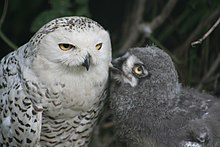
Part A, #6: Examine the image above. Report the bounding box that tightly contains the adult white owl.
[0,16,112,146]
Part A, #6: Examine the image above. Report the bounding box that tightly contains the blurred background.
[0,0,220,146]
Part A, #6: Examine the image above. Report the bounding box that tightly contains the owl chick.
[0,16,112,146]
[110,47,220,147]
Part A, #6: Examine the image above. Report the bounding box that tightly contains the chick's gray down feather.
[110,46,220,147]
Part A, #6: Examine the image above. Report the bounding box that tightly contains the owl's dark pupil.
[63,44,70,48]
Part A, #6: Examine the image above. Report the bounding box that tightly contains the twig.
[191,16,220,46]
[197,53,220,89]
[213,73,220,91]
[0,30,17,50]
[118,0,147,54]
[118,0,177,55]
[0,0,17,50]
[141,0,178,36]
[0,0,8,28]
[175,5,220,57]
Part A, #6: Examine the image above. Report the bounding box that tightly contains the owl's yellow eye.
[59,43,75,51]
[132,64,144,75]
[96,43,102,50]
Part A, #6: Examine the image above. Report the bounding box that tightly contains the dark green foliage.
[0,0,90,58]
[30,0,90,32]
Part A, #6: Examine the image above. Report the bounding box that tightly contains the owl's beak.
[82,54,91,71]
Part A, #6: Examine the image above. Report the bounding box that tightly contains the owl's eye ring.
[132,64,144,77]
[96,43,102,50]
[59,43,76,51]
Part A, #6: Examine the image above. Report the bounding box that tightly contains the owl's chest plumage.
[39,73,107,146]
[28,56,109,146]
[30,54,108,113]
[39,81,107,146]
[41,69,107,118]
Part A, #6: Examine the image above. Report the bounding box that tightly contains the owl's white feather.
[0,16,111,146]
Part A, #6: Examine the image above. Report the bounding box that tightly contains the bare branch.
[0,0,8,28]
[0,0,17,50]
[118,0,147,54]
[175,5,220,57]
[197,53,220,89]
[0,30,17,50]
[118,0,178,55]
[191,16,220,46]
[141,0,178,36]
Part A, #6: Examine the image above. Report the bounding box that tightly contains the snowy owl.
[0,16,112,146]
[110,47,220,147]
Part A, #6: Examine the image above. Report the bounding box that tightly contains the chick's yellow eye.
[96,43,102,50]
[133,64,143,75]
[59,43,75,51]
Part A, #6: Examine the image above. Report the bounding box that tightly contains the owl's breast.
[41,66,108,119]
[62,80,106,109]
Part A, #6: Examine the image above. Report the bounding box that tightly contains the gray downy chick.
[109,46,220,147]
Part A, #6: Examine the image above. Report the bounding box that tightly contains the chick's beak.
[82,54,91,71]
[110,58,124,74]
[111,57,126,71]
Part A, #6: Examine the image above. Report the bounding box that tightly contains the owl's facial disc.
[111,54,149,87]
[82,53,91,71]
[58,42,91,70]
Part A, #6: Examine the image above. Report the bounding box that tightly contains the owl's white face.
[37,27,111,71]
[28,17,112,113]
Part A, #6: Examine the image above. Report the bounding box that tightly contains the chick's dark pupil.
[137,67,142,71]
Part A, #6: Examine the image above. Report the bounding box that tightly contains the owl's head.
[29,16,111,71]
[111,46,178,87]
[110,46,180,110]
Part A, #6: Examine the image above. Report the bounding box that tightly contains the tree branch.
[117,0,177,55]
[118,0,147,54]
[191,16,220,46]
[175,5,220,57]
[141,0,178,36]
[0,0,8,28]
[0,30,17,50]
[0,0,17,50]
[197,53,220,89]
